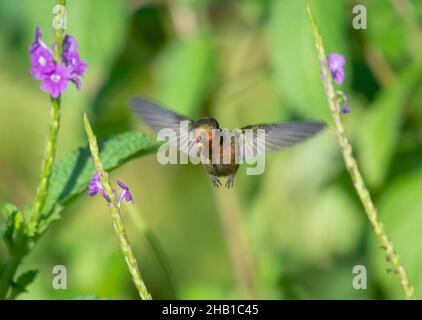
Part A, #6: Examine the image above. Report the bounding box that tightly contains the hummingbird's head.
[195,117,220,130]
[194,117,220,143]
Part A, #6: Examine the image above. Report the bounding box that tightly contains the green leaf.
[370,171,422,299]
[366,1,407,66]
[39,132,160,227]
[358,61,422,189]
[266,0,347,120]
[8,269,38,299]
[154,32,216,117]
[0,203,24,250]
[0,203,20,219]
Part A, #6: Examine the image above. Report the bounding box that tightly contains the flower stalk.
[28,0,67,233]
[28,0,66,235]
[306,5,415,300]
[28,97,61,234]
[0,0,88,299]
[83,113,152,300]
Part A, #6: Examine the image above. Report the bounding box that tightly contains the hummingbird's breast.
[203,137,239,177]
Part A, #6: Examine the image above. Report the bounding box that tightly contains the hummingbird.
[131,97,326,188]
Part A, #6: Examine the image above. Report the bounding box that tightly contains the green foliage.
[267,0,346,121]
[0,203,25,252]
[155,33,216,117]
[366,1,407,66]
[0,132,159,298]
[358,62,422,189]
[8,269,39,299]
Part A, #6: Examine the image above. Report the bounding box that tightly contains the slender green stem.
[83,113,152,300]
[306,5,415,300]
[29,0,66,233]
[28,97,61,234]
[0,248,24,299]
[1,0,68,299]
[54,0,67,60]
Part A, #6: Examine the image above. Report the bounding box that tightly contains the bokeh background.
[1,0,422,299]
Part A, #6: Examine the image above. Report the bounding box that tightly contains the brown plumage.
[131,97,326,188]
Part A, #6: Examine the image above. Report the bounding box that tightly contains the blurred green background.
[1,0,422,299]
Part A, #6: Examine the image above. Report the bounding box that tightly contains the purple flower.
[29,27,50,53]
[30,48,55,80]
[116,180,134,207]
[327,53,345,85]
[29,28,55,80]
[63,34,78,53]
[88,172,103,196]
[88,173,110,202]
[63,35,87,90]
[342,104,350,114]
[29,27,87,96]
[88,173,133,207]
[40,64,70,98]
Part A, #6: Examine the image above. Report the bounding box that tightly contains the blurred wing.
[131,97,195,154]
[241,121,326,160]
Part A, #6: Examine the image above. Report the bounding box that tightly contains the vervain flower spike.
[84,113,151,300]
[28,19,86,235]
[307,5,415,300]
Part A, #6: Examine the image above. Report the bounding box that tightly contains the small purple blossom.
[88,172,110,202]
[88,173,134,207]
[88,172,103,196]
[63,34,78,53]
[29,27,87,96]
[342,104,350,114]
[327,53,345,85]
[62,35,87,90]
[40,64,70,98]
[29,27,50,53]
[29,28,55,80]
[116,180,134,207]
[336,92,350,114]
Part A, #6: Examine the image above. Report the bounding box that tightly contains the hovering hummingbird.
[131,97,326,188]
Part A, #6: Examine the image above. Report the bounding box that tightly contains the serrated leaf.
[358,61,422,189]
[370,171,422,299]
[40,132,160,222]
[266,0,347,120]
[154,32,216,117]
[8,269,39,299]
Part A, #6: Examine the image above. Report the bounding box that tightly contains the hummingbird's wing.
[131,97,195,154]
[240,121,326,160]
